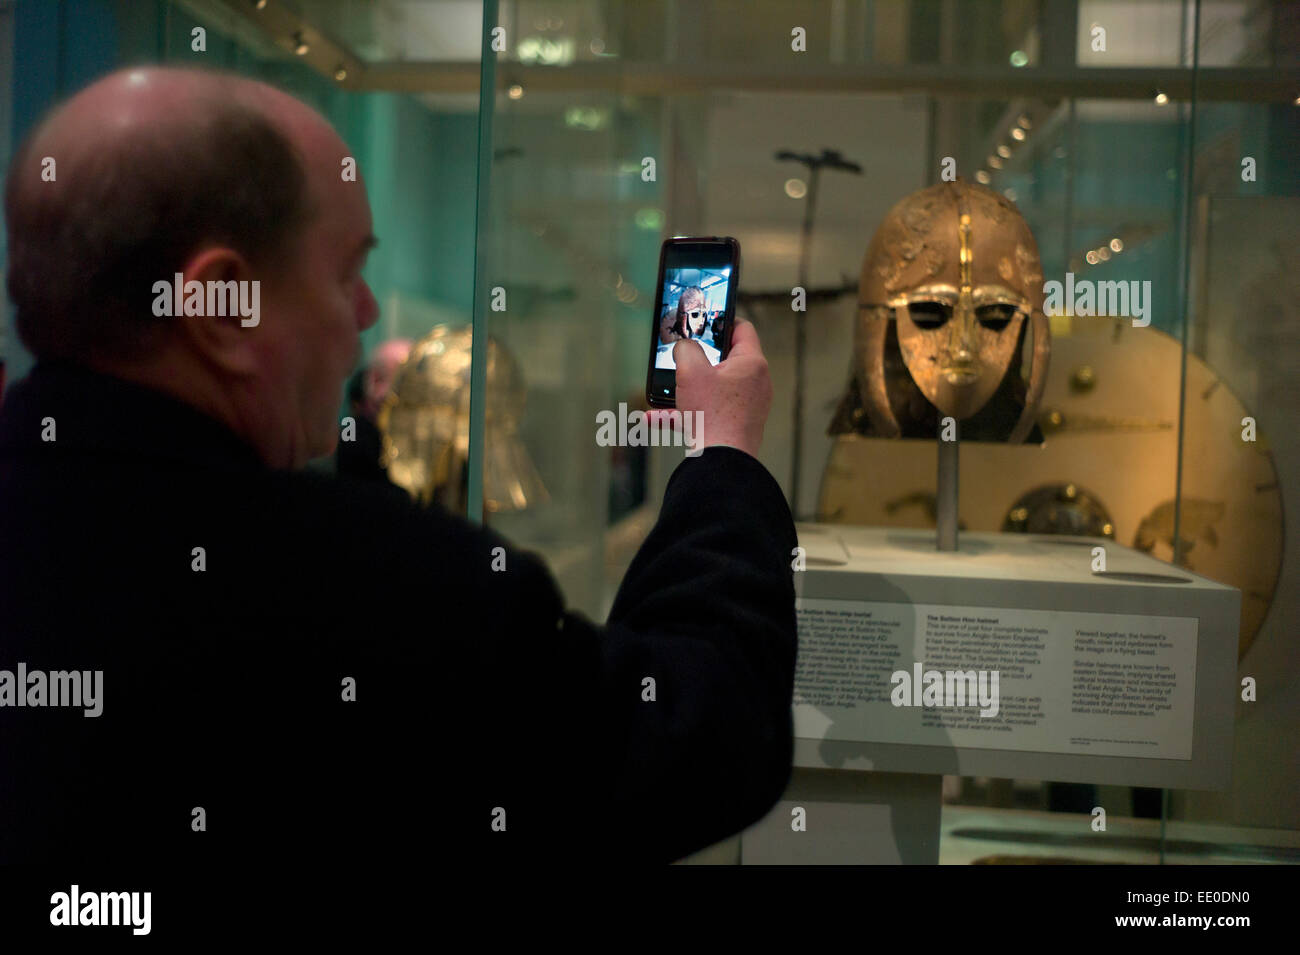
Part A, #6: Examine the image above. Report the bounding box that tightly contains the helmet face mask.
[891,282,1030,419]
[674,287,709,338]
[855,181,1050,441]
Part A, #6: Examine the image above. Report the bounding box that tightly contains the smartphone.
[645,236,741,408]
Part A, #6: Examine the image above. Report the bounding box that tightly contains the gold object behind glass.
[377,325,548,514]
[834,180,1050,443]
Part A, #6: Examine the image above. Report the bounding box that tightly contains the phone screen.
[646,237,739,406]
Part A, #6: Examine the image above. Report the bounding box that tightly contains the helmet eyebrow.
[972,285,1032,311]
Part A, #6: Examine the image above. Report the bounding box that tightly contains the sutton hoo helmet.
[855,180,1050,442]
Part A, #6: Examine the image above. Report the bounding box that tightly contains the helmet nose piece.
[948,314,978,361]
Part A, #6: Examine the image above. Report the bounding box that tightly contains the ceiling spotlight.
[293,32,309,56]
[1009,50,1028,68]
[1097,247,1111,261]
[784,178,808,199]
[334,66,348,82]
[1011,127,1026,141]
[1003,188,1017,202]
[988,156,1004,169]
[254,0,267,9]
[1017,114,1033,129]
[1085,250,1099,265]
[508,84,524,99]
[1154,90,1169,105]
[975,170,991,185]
[1110,238,1123,252]
[997,144,1012,158]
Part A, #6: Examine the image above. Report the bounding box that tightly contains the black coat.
[0,361,798,864]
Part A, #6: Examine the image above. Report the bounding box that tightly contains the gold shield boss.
[858,180,1049,441]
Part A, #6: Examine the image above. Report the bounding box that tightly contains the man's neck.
[88,350,281,468]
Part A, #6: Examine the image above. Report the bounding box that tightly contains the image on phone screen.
[647,238,739,406]
[653,265,731,370]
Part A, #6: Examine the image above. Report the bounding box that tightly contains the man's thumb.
[672,338,709,377]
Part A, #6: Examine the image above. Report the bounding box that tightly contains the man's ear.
[170,247,264,376]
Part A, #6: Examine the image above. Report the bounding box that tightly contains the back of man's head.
[3,67,382,469]
[4,68,313,364]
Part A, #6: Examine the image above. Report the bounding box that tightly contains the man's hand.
[667,319,772,459]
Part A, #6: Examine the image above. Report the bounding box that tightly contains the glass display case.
[462,0,1299,862]
[3,0,1296,864]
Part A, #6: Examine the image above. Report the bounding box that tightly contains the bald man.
[0,68,797,864]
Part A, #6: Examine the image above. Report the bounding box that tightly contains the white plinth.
[790,524,1238,790]
[740,524,1240,864]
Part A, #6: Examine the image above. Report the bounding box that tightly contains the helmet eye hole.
[907,301,951,329]
[976,303,1018,331]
